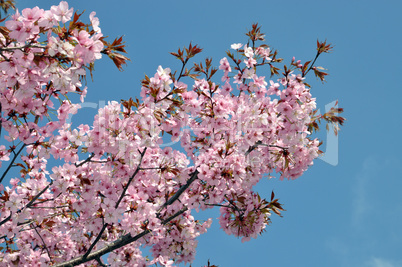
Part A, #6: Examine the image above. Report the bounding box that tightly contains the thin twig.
[205,203,231,209]
[75,153,95,167]
[157,170,199,213]
[0,181,52,227]
[303,51,320,77]
[32,223,52,261]
[245,141,288,156]
[176,58,189,83]
[0,143,26,184]
[27,205,69,209]
[83,223,107,259]
[115,147,147,209]
[0,103,2,137]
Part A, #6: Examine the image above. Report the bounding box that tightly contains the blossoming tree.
[0,1,345,266]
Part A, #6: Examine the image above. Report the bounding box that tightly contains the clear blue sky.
[14,0,402,266]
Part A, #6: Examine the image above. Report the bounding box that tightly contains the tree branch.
[245,141,288,156]
[157,169,199,213]
[75,153,95,167]
[82,222,107,260]
[0,103,2,137]
[115,147,147,209]
[0,181,52,227]
[82,147,147,259]
[0,143,26,184]
[32,223,52,262]
[54,207,188,267]
[0,44,46,52]
[303,51,320,77]
[95,257,108,267]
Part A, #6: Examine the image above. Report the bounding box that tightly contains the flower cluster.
[0,3,344,266]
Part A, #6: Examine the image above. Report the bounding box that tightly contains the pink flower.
[244,45,254,58]
[219,57,231,72]
[6,19,29,42]
[90,12,101,33]
[252,75,267,89]
[231,43,243,50]
[0,8,333,265]
[21,7,44,22]
[268,80,281,96]
[242,68,255,80]
[221,82,232,94]
[51,1,73,24]
[157,65,171,79]
[38,10,57,28]
[80,86,87,102]
[0,145,10,167]
[74,30,92,46]
[244,57,257,68]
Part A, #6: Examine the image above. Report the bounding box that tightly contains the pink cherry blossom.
[90,11,101,33]
[51,1,73,24]
[0,4,343,266]
[231,43,243,50]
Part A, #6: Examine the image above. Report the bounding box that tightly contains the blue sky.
[13,0,402,266]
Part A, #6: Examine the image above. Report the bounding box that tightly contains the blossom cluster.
[0,3,342,266]
[0,1,104,168]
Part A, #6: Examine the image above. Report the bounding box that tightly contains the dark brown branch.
[0,103,2,137]
[32,223,52,261]
[205,203,231,209]
[0,143,26,184]
[54,207,188,267]
[245,141,288,156]
[115,147,147,209]
[25,182,53,209]
[0,44,46,52]
[303,50,321,78]
[75,153,95,167]
[162,207,188,223]
[83,223,107,259]
[0,181,52,227]
[83,148,147,259]
[177,58,189,82]
[157,169,199,213]
[95,257,107,267]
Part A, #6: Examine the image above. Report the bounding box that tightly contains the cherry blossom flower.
[51,1,73,23]
[0,5,340,265]
[90,11,101,33]
[231,43,243,50]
